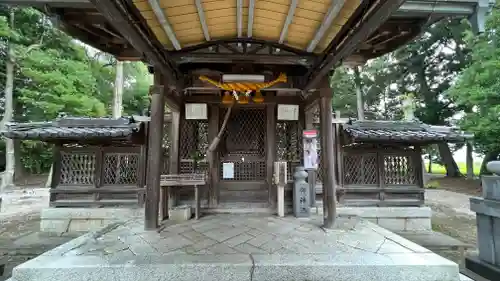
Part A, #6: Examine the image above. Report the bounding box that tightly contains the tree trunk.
[112,60,124,119]
[437,142,461,177]
[480,151,499,175]
[1,11,16,191]
[428,155,432,173]
[353,66,364,120]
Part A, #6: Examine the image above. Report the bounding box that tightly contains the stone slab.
[11,215,461,281]
[470,197,500,218]
[337,206,431,218]
[39,208,144,234]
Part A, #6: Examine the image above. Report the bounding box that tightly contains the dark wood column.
[208,104,220,206]
[266,103,277,208]
[318,77,337,228]
[144,76,165,230]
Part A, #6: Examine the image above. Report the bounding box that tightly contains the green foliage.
[0,7,151,173]
[449,2,500,155]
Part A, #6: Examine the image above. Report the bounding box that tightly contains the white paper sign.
[277,104,299,120]
[185,103,207,120]
[222,163,235,179]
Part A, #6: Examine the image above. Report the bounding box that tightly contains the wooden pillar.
[466,141,474,179]
[144,76,165,231]
[318,77,337,228]
[208,105,220,206]
[267,104,277,208]
[168,111,180,207]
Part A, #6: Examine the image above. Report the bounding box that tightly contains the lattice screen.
[103,153,140,185]
[60,151,96,185]
[384,155,417,185]
[220,108,266,181]
[219,161,266,181]
[221,108,265,158]
[162,121,171,174]
[343,154,378,185]
[276,120,303,181]
[179,119,208,174]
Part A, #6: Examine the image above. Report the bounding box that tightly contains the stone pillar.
[466,160,500,280]
[293,166,310,218]
[274,161,287,217]
[318,77,337,228]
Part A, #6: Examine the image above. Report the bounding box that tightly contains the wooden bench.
[160,174,207,220]
[396,230,474,266]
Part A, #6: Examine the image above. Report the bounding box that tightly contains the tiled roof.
[1,117,142,141]
[342,120,471,143]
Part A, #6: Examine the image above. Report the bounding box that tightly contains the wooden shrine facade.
[1,0,490,230]
[2,117,148,208]
[332,120,471,207]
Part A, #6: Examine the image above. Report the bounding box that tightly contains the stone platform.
[11,215,460,281]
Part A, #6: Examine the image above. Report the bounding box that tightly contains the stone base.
[39,208,143,234]
[465,254,500,281]
[169,205,192,222]
[312,206,432,232]
[12,215,460,281]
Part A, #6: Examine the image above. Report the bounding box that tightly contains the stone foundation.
[40,206,431,234]
[314,206,432,232]
[39,208,144,234]
[12,215,460,281]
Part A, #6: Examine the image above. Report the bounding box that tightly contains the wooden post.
[318,77,337,228]
[208,105,220,206]
[168,111,180,208]
[266,104,277,208]
[144,76,165,231]
[466,141,474,179]
[49,144,62,203]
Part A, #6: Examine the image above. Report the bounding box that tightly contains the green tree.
[449,2,500,174]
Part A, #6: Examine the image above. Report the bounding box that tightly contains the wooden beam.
[304,0,405,91]
[266,104,277,208]
[318,77,336,229]
[183,94,303,105]
[144,75,165,230]
[150,85,181,112]
[207,105,219,206]
[90,0,181,90]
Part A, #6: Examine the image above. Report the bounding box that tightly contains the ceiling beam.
[89,0,182,107]
[247,0,255,38]
[304,0,405,92]
[279,0,298,44]
[306,0,345,52]
[195,0,210,41]
[147,0,181,50]
[237,0,243,38]
[171,53,316,67]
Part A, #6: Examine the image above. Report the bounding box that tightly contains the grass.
[424,161,481,176]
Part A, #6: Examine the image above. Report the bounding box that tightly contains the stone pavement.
[0,188,49,219]
[12,214,461,281]
[0,188,76,281]
[426,189,475,217]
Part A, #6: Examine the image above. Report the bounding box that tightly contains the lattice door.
[219,108,266,181]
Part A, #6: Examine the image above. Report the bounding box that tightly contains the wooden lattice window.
[384,155,417,185]
[276,120,303,181]
[343,154,378,185]
[59,151,96,185]
[103,153,140,185]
